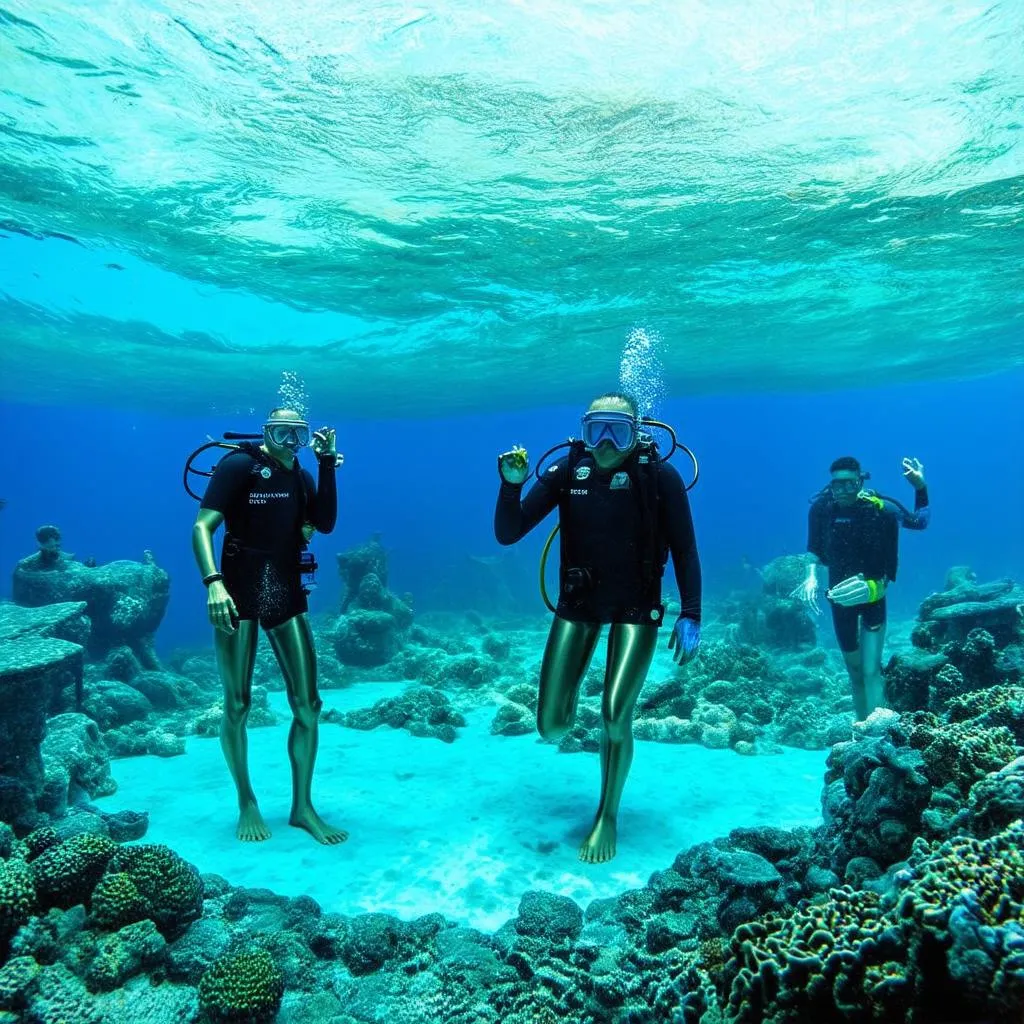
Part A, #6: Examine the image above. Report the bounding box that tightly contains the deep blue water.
[3,371,1020,654]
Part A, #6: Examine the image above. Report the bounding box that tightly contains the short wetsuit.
[201,447,337,629]
[494,446,701,626]
[807,488,929,652]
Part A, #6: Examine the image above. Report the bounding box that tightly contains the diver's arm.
[661,464,702,622]
[896,456,930,529]
[192,509,224,579]
[307,456,338,534]
[193,508,238,631]
[901,485,931,530]
[494,466,562,545]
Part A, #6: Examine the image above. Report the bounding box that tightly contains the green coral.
[88,871,150,931]
[946,684,1024,741]
[22,828,59,862]
[897,823,1024,1015]
[720,886,909,1023]
[0,856,36,954]
[715,821,1024,1023]
[102,839,202,937]
[906,712,1017,795]
[29,834,117,911]
[0,955,40,1010]
[84,920,166,993]
[898,828,1024,931]
[89,839,202,937]
[198,949,285,1023]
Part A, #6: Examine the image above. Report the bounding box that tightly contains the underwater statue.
[793,454,931,720]
[494,391,702,864]
[189,407,345,845]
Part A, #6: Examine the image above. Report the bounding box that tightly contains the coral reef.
[914,567,1024,649]
[199,948,285,1022]
[716,820,1024,1023]
[328,686,467,742]
[1,558,1022,1023]
[821,710,932,879]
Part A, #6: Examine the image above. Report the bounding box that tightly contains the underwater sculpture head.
[35,524,62,565]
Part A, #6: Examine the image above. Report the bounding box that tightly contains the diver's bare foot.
[579,817,617,864]
[290,808,348,846]
[237,803,271,842]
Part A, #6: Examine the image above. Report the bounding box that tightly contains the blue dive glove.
[669,616,701,665]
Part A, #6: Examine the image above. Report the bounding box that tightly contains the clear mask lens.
[831,477,861,494]
[266,422,310,448]
[581,413,636,452]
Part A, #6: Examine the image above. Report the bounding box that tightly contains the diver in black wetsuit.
[191,407,346,846]
[793,455,930,721]
[494,392,702,864]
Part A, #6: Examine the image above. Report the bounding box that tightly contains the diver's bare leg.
[860,623,887,719]
[214,620,270,841]
[537,615,601,740]
[580,623,658,864]
[267,614,348,846]
[842,648,867,721]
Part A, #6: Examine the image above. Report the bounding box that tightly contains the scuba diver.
[190,407,345,845]
[494,392,701,864]
[793,455,930,721]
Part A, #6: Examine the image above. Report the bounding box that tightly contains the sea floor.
[97,685,828,933]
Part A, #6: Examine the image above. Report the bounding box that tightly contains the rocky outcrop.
[0,604,90,833]
[12,529,169,666]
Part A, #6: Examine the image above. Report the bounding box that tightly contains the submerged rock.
[330,686,466,742]
[0,608,90,831]
[12,528,169,667]
[39,714,116,817]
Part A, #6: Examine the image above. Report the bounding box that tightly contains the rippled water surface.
[0,0,1021,413]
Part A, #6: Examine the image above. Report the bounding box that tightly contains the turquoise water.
[2,4,1024,1022]
[1,0,1022,414]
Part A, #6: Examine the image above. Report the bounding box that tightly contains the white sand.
[96,686,828,932]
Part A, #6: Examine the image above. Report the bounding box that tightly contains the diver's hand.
[668,616,701,665]
[498,446,529,485]
[902,456,925,490]
[827,574,874,608]
[790,569,822,615]
[207,580,239,634]
[312,427,344,468]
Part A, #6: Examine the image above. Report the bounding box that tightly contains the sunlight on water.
[0,0,1021,414]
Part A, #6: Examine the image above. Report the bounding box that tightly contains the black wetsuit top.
[494,446,701,626]
[201,446,337,628]
[806,486,929,588]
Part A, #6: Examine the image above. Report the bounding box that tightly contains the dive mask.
[264,419,310,449]
[830,476,863,496]
[581,410,637,452]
